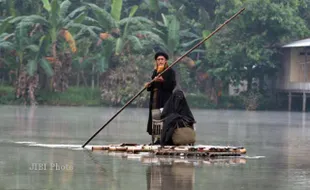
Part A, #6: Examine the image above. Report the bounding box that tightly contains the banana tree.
[86,1,166,105]
[0,24,53,105]
[115,8,165,55]
[155,13,203,57]
[68,6,112,89]
[64,2,117,89]
[72,35,109,89]
[111,0,165,56]
[83,2,158,91]
[154,13,202,91]
[0,8,43,105]
[86,2,164,61]
[14,0,88,92]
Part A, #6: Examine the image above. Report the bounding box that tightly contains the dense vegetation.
[0,0,309,110]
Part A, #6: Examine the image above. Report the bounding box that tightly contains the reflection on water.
[0,106,310,190]
[146,161,195,190]
[87,150,247,190]
[144,156,246,190]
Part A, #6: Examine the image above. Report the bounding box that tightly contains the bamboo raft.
[99,151,248,166]
[90,143,246,158]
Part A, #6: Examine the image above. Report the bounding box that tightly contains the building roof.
[282,38,310,48]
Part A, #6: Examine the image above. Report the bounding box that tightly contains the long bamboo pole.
[82,8,246,148]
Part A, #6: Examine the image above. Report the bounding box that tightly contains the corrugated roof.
[282,38,310,48]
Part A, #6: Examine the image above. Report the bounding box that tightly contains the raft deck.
[90,143,246,158]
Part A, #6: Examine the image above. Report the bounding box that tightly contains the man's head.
[154,52,169,72]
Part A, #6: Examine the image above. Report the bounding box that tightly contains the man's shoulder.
[165,67,174,71]
[167,68,175,74]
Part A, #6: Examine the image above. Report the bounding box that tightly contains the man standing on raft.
[146,52,176,143]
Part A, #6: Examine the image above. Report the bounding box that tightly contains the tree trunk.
[247,76,252,91]
[61,52,72,91]
[258,74,264,93]
[51,52,72,92]
[97,73,100,88]
[15,65,39,105]
[76,72,80,87]
[91,64,95,90]
[247,66,253,91]
[204,77,218,105]
[51,42,59,91]
[27,74,39,106]
[81,71,88,87]
[9,72,12,85]
[209,78,218,105]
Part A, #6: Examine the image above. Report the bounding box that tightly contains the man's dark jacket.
[146,68,176,135]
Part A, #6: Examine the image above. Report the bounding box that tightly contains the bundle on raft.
[90,143,246,158]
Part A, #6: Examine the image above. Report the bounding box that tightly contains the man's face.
[156,56,167,67]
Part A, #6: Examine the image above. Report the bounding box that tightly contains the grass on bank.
[0,85,277,110]
[37,87,102,106]
[0,85,102,106]
[0,85,244,109]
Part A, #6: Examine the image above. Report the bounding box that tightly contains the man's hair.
[154,52,169,60]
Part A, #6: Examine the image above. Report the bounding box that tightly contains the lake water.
[0,105,309,190]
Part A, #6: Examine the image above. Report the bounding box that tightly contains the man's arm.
[146,70,157,91]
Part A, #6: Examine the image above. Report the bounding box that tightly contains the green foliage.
[111,0,123,21]
[114,6,163,55]
[0,85,22,105]
[186,93,217,109]
[217,95,244,110]
[26,60,37,76]
[40,58,54,76]
[42,0,51,12]
[0,84,250,109]
[239,90,263,111]
[100,54,152,107]
[59,0,71,18]
[186,93,244,109]
[0,85,102,106]
[0,0,310,109]
[147,0,160,12]
[203,0,310,87]
[86,3,118,30]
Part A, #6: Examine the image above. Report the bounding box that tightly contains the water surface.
[0,105,309,190]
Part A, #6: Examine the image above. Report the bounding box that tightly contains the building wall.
[276,47,310,92]
[290,47,310,82]
[290,48,300,82]
[283,48,290,82]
